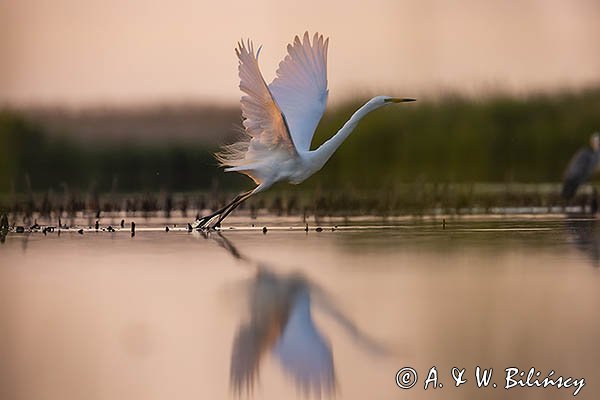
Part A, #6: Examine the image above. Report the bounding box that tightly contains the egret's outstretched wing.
[220,40,297,169]
[269,32,329,152]
[238,40,296,153]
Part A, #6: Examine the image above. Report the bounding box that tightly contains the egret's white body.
[195,32,414,228]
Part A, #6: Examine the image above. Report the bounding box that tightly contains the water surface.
[1,216,599,399]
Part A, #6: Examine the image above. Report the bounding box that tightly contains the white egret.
[194,32,415,229]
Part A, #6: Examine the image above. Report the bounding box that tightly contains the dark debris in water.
[48,227,55,234]
[0,211,8,243]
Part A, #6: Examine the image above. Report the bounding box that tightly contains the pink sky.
[2,0,599,107]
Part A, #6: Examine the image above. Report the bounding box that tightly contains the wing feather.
[217,40,296,169]
[269,32,329,152]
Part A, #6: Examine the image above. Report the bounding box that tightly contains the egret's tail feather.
[215,139,251,169]
[216,133,263,184]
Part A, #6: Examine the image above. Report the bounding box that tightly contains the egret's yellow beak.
[385,97,417,103]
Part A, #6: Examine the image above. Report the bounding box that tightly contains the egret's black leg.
[193,190,253,229]
[192,205,229,229]
[194,197,241,228]
[212,191,254,228]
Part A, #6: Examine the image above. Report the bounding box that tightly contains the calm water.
[1,216,599,399]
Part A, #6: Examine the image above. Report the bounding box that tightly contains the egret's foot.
[191,218,208,230]
[205,218,222,231]
[192,215,222,231]
[191,217,212,231]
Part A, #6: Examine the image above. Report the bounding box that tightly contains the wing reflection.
[229,269,335,397]
[210,233,385,398]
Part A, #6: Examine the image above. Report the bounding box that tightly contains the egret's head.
[591,132,600,151]
[365,96,416,112]
[369,96,416,108]
[357,96,416,118]
[369,96,417,107]
[384,96,417,104]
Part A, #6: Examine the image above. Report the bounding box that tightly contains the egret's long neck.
[312,100,382,168]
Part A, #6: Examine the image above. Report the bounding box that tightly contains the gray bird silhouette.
[561,132,600,200]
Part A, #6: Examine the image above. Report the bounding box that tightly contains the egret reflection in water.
[565,216,600,266]
[209,233,387,397]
